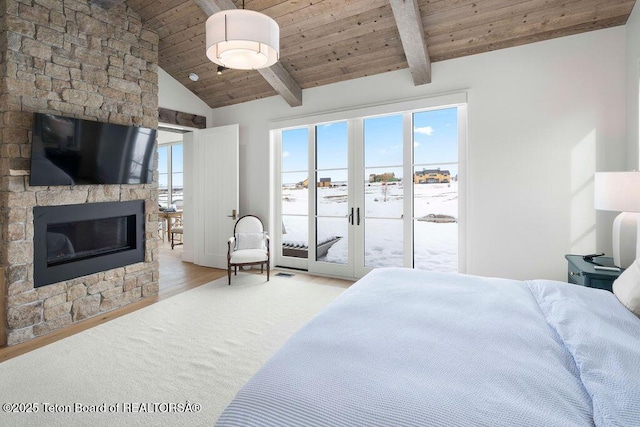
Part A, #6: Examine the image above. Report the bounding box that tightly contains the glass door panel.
[412,108,459,271]
[365,218,404,267]
[315,170,348,264]
[413,108,459,165]
[281,128,309,262]
[413,219,457,272]
[317,122,348,169]
[413,165,458,272]
[316,217,348,263]
[316,170,348,216]
[363,115,404,269]
[364,114,403,166]
[282,128,309,171]
[282,172,309,215]
[314,122,349,267]
[282,215,308,258]
[364,167,403,218]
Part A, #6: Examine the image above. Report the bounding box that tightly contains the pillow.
[235,232,264,250]
[612,258,640,318]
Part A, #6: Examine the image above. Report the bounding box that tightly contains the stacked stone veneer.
[0,0,160,346]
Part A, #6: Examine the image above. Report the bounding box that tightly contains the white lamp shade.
[206,9,279,70]
[594,171,640,212]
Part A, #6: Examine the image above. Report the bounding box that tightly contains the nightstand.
[564,255,622,292]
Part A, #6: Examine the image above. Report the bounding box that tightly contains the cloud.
[414,126,434,136]
[414,142,420,148]
[282,151,290,158]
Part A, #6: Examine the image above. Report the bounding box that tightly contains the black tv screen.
[30,113,156,186]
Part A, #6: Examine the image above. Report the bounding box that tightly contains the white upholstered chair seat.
[230,249,268,264]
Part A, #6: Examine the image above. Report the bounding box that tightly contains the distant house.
[317,177,332,187]
[414,168,450,184]
[297,179,309,189]
[369,172,398,183]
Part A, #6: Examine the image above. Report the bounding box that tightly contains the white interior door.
[184,125,239,269]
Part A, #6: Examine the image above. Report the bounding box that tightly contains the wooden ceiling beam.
[193,0,235,16]
[389,0,431,85]
[193,0,303,107]
[90,0,126,9]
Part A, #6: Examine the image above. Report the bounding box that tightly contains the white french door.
[275,100,465,279]
[310,120,355,277]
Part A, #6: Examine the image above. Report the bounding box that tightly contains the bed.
[216,268,640,426]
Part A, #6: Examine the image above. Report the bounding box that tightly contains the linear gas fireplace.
[33,200,145,288]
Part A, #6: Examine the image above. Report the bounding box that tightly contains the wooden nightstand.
[564,255,622,292]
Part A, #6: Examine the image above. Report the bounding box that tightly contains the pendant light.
[205,1,279,70]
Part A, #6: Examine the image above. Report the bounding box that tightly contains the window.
[158,143,183,208]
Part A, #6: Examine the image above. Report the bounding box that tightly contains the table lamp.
[594,171,640,268]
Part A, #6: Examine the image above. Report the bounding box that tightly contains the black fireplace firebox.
[33,200,145,288]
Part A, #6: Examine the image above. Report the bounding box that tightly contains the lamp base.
[612,212,640,269]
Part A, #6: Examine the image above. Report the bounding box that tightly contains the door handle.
[348,207,354,225]
[227,209,237,220]
[356,207,360,226]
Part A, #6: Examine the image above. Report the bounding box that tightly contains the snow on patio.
[282,181,457,272]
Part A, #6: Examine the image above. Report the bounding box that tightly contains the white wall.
[626,2,640,170]
[208,27,627,281]
[158,68,213,127]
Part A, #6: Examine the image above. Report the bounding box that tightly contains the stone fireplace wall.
[0,0,160,346]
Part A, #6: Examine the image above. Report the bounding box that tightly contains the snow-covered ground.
[281,181,457,272]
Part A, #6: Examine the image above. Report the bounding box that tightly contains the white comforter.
[217,268,640,426]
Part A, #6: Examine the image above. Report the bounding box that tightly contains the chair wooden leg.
[267,262,270,282]
[234,266,237,276]
[228,265,231,285]
[261,264,263,273]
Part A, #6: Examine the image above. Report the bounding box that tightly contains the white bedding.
[216,268,640,426]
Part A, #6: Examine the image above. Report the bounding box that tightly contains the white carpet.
[0,273,348,427]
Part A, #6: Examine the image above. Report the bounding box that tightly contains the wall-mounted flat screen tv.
[30,113,157,186]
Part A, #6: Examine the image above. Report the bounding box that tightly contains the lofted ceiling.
[123,0,636,109]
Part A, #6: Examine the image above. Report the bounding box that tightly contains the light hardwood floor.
[0,242,353,363]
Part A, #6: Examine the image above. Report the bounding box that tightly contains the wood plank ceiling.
[123,0,636,109]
